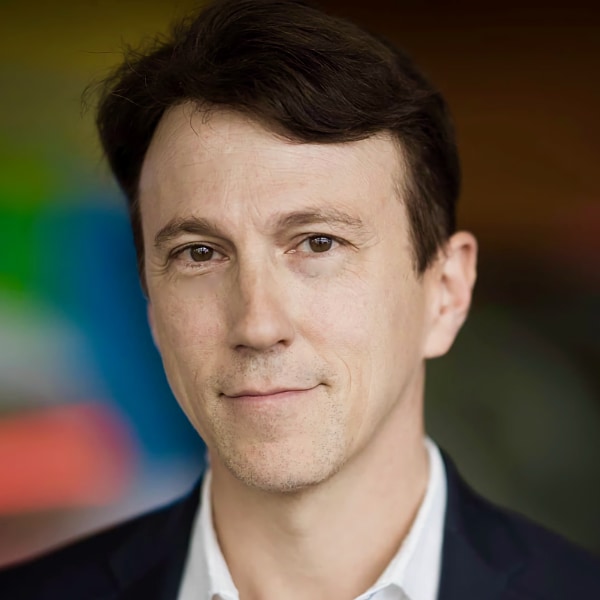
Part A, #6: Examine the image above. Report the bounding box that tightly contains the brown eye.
[308,236,334,253]
[189,245,214,261]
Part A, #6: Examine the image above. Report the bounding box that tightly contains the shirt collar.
[200,470,239,600]
[358,438,447,600]
[180,437,446,600]
[177,468,239,600]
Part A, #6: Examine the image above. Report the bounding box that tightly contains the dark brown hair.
[96,0,459,279]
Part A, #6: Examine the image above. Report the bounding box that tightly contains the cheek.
[303,259,419,355]
[300,275,382,402]
[303,265,426,422]
[150,287,223,383]
[149,290,225,441]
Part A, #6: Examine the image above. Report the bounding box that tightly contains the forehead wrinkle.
[145,106,401,193]
[141,107,404,240]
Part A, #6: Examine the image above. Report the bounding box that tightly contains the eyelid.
[169,242,227,264]
[291,234,345,253]
[168,234,347,260]
[170,240,217,254]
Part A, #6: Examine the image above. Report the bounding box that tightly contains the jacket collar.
[437,450,527,600]
[108,478,203,600]
[106,451,530,600]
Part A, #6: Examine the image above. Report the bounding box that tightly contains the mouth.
[222,386,319,401]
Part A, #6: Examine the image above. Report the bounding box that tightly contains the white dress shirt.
[178,438,447,600]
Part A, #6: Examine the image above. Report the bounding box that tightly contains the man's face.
[140,105,441,492]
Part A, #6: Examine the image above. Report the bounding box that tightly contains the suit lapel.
[100,453,530,600]
[437,527,515,600]
[437,452,526,600]
[108,477,203,600]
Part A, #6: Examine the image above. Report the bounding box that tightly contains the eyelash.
[170,234,344,266]
[170,244,225,265]
[293,235,342,254]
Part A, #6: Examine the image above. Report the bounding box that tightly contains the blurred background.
[0,0,598,565]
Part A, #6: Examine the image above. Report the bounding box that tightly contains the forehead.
[138,104,405,219]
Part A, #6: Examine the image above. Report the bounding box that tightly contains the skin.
[140,103,477,599]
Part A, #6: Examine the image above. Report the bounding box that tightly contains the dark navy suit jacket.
[1,452,599,599]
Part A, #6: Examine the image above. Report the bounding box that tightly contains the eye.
[299,235,339,253]
[188,245,214,262]
[308,236,334,252]
[171,243,225,266]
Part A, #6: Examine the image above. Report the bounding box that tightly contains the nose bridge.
[227,253,294,350]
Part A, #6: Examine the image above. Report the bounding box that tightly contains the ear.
[423,231,478,359]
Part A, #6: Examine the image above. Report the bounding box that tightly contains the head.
[97,0,460,284]
[96,0,476,492]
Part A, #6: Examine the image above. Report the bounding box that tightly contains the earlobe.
[424,231,478,359]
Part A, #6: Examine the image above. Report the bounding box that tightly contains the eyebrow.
[153,207,368,249]
[276,208,366,232]
[154,216,224,249]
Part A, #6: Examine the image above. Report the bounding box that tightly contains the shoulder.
[0,481,202,599]
[442,451,600,599]
[489,501,600,598]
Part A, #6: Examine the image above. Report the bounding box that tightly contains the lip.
[223,386,317,400]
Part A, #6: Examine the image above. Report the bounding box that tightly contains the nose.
[226,261,295,351]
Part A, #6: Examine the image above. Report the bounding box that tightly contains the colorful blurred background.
[0,0,599,564]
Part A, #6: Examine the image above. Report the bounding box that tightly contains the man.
[1,0,598,598]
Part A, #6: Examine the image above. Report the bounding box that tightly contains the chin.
[217,442,345,494]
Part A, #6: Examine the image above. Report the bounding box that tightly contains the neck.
[209,383,428,600]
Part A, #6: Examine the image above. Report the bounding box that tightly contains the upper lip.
[224,387,315,398]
